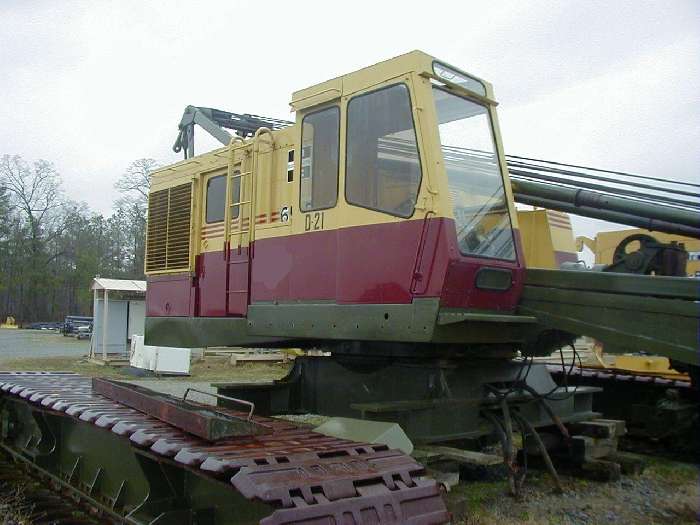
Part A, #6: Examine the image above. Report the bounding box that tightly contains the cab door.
[197,171,228,316]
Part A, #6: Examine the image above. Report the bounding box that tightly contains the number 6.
[280,206,290,222]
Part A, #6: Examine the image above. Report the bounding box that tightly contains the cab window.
[300,106,339,212]
[433,87,515,260]
[205,175,226,223]
[346,83,421,218]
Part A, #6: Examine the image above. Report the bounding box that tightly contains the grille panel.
[146,183,192,273]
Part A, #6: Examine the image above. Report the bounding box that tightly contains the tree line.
[0,155,156,324]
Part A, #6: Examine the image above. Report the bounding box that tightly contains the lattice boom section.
[146,183,192,272]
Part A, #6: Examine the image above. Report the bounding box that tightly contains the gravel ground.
[0,329,89,359]
[449,459,699,524]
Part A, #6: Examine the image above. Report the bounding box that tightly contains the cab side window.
[300,106,340,212]
[206,175,226,223]
[346,84,421,218]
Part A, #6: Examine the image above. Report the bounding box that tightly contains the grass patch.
[0,355,293,382]
[458,480,505,508]
[448,479,507,524]
[644,456,699,486]
[0,355,131,378]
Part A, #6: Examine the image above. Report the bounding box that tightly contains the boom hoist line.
[507,154,700,238]
[510,177,700,238]
[172,105,700,238]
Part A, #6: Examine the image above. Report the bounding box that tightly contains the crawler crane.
[1,51,697,524]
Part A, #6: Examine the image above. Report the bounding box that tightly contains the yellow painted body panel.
[0,316,18,329]
[146,51,519,275]
[517,209,577,269]
[577,229,700,277]
[583,340,689,380]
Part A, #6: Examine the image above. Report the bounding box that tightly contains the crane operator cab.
[145,50,531,352]
[144,50,603,445]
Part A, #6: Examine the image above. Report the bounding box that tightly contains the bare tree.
[114,158,157,203]
[113,158,158,279]
[0,155,64,242]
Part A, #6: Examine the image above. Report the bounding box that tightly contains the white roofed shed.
[90,276,147,362]
[92,278,147,293]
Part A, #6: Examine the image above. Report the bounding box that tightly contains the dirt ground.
[0,332,698,525]
[0,353,292,382]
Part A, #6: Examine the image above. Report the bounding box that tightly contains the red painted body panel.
[227,246,250,315]
[336,220,426,303]
[146,273,195,317]
[147,217,525,318]
[196,248,227,317]
[438,220,523,311]
[250,229,337,303]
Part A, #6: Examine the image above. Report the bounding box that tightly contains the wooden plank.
[416,446,502,466]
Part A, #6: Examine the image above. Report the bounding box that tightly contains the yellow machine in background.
[0,316,18,329]
[519,213,692,380]
[517,208,578,269]
[577,228,700,277]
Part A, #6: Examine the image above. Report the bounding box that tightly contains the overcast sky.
[1,0,699,243]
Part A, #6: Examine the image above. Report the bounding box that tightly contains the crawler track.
[0,372,449,524]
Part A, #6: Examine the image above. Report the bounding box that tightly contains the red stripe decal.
[549,217,571,224]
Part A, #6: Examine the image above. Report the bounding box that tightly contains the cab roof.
[290,50,494,111]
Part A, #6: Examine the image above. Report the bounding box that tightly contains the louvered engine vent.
[145,183,192,273]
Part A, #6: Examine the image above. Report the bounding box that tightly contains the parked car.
[76,324,92,340]
[26,321,62,330]
[62,316,93,336]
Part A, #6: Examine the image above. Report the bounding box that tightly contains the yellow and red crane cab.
[144,50,534,349]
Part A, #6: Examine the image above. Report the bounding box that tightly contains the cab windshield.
[433,87,516,260]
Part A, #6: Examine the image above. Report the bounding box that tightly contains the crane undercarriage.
[0,359,628,525]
